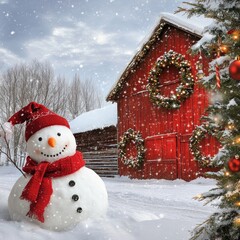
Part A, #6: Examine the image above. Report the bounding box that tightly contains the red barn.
[107,13,219,181]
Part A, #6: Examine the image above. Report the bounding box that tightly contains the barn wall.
[74,125,118,177]
[117,24,220,181]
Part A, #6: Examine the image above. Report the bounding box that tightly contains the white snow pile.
[0,166,217,240]
[139,12,212,52]
[160,12,212,36]
[227,98,237,109]
[70,104,117,134]
[159,12,213,52]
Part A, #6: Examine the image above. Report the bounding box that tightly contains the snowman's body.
[8,125,108,231]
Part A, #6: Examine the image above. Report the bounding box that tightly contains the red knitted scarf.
[20,151,85,223]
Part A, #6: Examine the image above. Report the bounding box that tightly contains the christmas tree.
[177,1,240,239]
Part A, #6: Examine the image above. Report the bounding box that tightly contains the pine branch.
[190,219,209,240]
[193,188,226,204]
[175,1,206,17]
[175,7,189,14]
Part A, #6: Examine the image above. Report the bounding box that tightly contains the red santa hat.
[7,102,70,141]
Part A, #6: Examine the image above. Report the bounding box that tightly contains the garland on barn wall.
[118,128,145,168]
[147,50,195,109]
[190,122,221,167]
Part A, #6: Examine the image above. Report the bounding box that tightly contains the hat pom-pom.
[0,122,13,141]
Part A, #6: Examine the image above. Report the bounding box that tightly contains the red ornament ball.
[229,60,240,80]
[228,158,240,172]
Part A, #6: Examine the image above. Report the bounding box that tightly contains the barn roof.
[106,12,212,102]
[70,103,117,134]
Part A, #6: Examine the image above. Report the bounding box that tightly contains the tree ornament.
[228,157,240,172]
[226,121,235,130]
[233,215,240,228]
[215,37,221,88]
[118,128,145,168]
[229,59,240,80]
[235,201,240,207]
[219,44,229,54]
[227,29,240,41]
[147,50,194,109]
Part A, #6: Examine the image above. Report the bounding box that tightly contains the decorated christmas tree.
[177,1,240,239]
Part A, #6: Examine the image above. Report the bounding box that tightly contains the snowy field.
[0,166,217,240]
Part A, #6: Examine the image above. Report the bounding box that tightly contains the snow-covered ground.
[0,166,217,240]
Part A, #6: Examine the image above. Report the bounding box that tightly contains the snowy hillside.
[0,166,217,240]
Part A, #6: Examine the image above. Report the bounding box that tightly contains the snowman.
[6,102,108,231]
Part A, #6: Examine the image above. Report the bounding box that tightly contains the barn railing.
[74,125,118,177]
[83,148,118,177]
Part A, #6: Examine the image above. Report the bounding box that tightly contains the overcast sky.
[0,0,184,98]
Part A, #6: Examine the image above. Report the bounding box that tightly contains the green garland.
[118,128,145,168]
[190,122,219,167]
[147,50,194,109]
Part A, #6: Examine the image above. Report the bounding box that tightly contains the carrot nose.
[48,137,56,148]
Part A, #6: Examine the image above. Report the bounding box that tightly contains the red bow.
[20,151,85,222]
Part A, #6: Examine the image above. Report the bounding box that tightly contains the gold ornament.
[219,44,229,54]
[233,215,240,227]
[234,201,240,207]
[224,171,230,177]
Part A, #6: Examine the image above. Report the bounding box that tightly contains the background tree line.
[0,59,102,165]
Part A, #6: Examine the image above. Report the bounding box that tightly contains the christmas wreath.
[118,128,145,168]
[190,122,219,167]
[147,50,194,109]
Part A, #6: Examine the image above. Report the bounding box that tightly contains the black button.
[72,194,79,201]
[77,207,82,213]
[69,180,75,187]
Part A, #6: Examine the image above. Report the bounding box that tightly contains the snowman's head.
[27,125,76,163]
[7,102,77,163]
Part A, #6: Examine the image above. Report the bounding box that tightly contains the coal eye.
[57,133,61,136]
[38,137,42,141]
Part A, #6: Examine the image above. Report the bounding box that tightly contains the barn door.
[145,133,178,179]
[179,134,194,180]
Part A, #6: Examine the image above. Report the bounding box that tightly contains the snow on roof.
[107,12,212,101]
[159,12,212,36]
[70,103,117,134]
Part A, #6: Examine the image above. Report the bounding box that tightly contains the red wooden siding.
[117,24,220,181]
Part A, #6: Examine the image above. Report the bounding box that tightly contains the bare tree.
[67,74,102,119]
[51,75,69,117]
[0,60,103,166]
[0,64,27,161]
[0,60,55,163]
[81,78,102,112]
[67,74,85,119]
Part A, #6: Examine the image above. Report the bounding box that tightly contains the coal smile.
[40,145,68,158]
